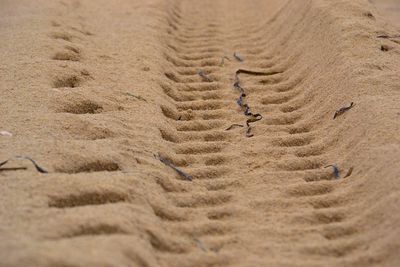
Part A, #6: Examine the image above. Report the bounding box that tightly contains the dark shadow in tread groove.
[49,191,127,208]
[58,100,103,114]
[55,161,121,174]
[62,224,127,238]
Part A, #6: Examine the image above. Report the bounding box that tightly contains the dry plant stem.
[233,52,244,62]
[236,69,281,76]
[333,102,354,119]
[225,124,244,131]
[324,164,340,179]
[344,167,354,178]
[197,70,213,82]
[155,154,193,181]
[220,56,231,66]
[0,156,48,173]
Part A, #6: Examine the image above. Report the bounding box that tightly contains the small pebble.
[0,131,12,137]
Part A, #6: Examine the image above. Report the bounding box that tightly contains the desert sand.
[371,0,400,27]
[0,0,399,266]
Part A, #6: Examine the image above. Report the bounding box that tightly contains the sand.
[371,0,400,27]
[0,0,399,266]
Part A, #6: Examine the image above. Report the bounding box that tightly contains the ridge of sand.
[0,0,399,266]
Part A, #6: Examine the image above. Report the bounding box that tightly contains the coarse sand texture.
[0,0,399,266]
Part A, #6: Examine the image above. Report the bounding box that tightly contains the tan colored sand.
[1,0,400,266]
[371,0,400,27]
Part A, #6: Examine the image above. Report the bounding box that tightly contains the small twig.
[246,130,253,137]
[233,73,246,93]
[219,56,230,67]
[236,93,246,107]
[194,238,208,252]
[197,70,213,82]
[242,104,262,121]
[377,34,400,39]
[378,35,400,45]
[0,156,48,173]
[225,124,244,131]
[344,167,354,178]
[233,52,243,62]
[244,110,262,139]
[232,70,263,138]
[236,69,281,76]
[246,125,254,138]
[377,35,390,39]
[333,102,354,119]
[324,164,340,179]
[243,104,251,116]
[155,154,193,181]
[126,92,147,102]
[233,80,245,94]
[0,167,28,171]
[246,114,262,124]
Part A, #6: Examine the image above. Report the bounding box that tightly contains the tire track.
[4,0,396,266]
[155,0,371,266]
[226,1,368,264]
[154,1,244,264]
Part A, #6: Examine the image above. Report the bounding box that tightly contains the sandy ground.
[0,0,400,266]
[372,0,400,27]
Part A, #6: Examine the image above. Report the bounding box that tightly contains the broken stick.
[0,156,48,173]
[155,154,193,181]
[333,102,354,119]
